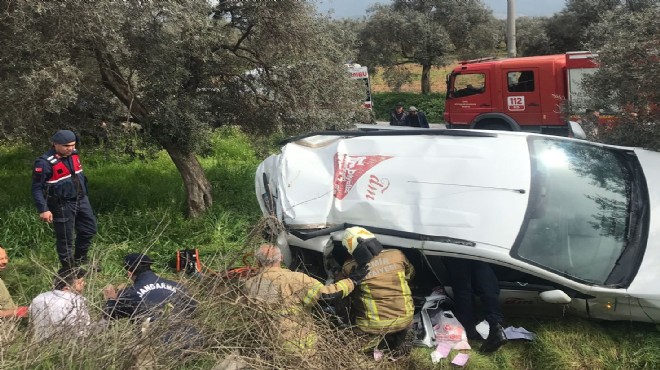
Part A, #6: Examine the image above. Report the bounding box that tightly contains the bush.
[372,92,446,123]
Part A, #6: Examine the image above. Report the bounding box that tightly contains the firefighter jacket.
[105,270,198,321]
[244,266,355,351]
[32,149,89,213]
[342,249,415,334]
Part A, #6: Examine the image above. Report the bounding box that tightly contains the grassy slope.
[0,129,659,369]
[0,128,262,298]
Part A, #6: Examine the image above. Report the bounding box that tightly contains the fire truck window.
[452,73,485,98]
[508,71,535,92]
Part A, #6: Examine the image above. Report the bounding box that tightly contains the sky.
[316,0,567,19]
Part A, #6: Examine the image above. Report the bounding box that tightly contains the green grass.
[1,128,660,369]
[0,127,262,297]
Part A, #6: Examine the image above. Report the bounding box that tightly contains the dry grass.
[370,65,455,94]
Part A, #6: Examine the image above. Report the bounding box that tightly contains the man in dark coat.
[404,106,430,128]
[389,102,408,126]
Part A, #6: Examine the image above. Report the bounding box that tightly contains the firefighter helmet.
[342,227,375,254]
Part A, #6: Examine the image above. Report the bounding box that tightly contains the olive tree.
[583,5,660,150]
[521,0,656,55]
[358,0,498,94]
[0,0,363,217]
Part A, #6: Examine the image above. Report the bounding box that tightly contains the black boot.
[466,327,483,341]
[480,323,507,353]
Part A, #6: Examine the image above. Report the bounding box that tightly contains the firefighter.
[32,130,97,269]
[340,227,415,355]
[244,244,369,353]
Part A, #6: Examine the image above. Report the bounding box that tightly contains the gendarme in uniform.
[31,130,97,268]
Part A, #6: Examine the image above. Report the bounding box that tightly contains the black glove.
[348,264,370,286]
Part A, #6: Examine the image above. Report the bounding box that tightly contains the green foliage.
[382,66,414,92]
[515,0,656,56]
[358,0,498,94]
[0,0,364,144]
[0,0,366,216]
[373,92,445,123]
[583,5,660,150]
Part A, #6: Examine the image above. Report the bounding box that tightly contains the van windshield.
[513,137,633,284]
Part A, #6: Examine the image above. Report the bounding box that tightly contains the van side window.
[508,71,535,92]
[452,73,485,98]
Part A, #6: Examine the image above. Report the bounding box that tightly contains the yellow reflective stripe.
[398,271,414,318]
[356,316,413,330]
[336,280,350,298]
[303,282,324,306]
[360,284,379,322]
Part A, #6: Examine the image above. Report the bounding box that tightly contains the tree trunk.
[94,46,213,218]
[421,63,431,95]
[162,142,213,218]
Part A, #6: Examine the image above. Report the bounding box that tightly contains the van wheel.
[477,120,511,131]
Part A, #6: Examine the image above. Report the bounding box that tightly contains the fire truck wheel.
[478,121,510,131]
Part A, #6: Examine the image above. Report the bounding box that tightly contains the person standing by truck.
[404,106,430,128]
[389,102,408,126]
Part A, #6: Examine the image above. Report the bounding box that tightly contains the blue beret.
[124,253,154,271]
[51,130,77,144]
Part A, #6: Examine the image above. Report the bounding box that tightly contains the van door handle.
[480,104,491,107]
[529,103,540,107]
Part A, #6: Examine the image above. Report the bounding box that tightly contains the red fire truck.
[444,52,597,136]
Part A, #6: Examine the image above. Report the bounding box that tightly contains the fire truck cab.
[444,52,597,136]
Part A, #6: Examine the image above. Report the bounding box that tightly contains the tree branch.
[93,45,148,123]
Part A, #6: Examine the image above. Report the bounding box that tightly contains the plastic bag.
[434,310,468,348]
[413,287,450,347]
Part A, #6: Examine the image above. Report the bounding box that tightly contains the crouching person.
[340,227,415,357]
[29,267,91,342]
[103,253,200,366]
[244,244,368,354]
[0,246,28,320]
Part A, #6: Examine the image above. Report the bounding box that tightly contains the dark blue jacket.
[105,270,197,320]
[404,112,430,128]
[31,149,89,213]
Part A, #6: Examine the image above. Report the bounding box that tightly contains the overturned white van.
[255,128,660,323]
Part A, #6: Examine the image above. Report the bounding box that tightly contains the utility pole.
[507,0,517,57]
